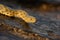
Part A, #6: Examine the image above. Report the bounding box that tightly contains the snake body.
[0,4,36,23]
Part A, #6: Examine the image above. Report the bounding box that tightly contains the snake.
[0,4,36,23]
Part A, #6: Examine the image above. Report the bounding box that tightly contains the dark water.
[0,32,26,40]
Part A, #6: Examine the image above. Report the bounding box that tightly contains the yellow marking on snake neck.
[0,4,36,23]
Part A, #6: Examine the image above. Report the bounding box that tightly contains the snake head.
[23,16,36,23]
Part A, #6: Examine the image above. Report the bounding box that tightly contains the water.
[0,0,60,40]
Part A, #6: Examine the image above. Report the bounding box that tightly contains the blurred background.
[0,0,60,40]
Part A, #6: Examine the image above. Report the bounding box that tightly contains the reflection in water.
[0,36,9,40]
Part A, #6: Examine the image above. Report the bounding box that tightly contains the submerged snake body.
[0,4,36,23]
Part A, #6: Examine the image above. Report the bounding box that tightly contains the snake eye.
[30,18,32,20]
[30,18,34,21]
